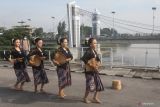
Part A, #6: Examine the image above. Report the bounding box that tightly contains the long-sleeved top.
[81,47,100,64]
[28,47,48,70]
[53,47,73,68]
[8,48,27,69]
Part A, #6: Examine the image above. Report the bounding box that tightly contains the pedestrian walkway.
[0,66,160,107]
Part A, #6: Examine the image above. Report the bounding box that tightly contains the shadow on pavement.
[0,87,82,104]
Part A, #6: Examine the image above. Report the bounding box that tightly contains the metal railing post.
[110,47,113,69]
[145,49,148,67]
[121,54,124,65]
[3,50,5,60]
[81,47,84,68]
[133,56,136,66]
[48,50,51,62]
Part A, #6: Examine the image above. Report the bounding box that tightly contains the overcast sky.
[0,0,160,33]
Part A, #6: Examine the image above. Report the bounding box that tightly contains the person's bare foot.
[19,86,24,91]
[59,95,65,99]
[83,98,91,104]
[62,91,66,97]
[13,85,20,91]
[34,89,38,93]
[63,94,66,97]
[92,98,102,104]
[40,89,47,94]
[58,92,65,99]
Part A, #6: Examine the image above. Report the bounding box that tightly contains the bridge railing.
[0,49,56,62]
[81,46,160,69]
[1,46,160,69]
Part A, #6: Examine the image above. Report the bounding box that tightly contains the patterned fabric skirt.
[57,64,71,89]
[32,68,49,85]
[14,68,31,83]
[85,71,104,92]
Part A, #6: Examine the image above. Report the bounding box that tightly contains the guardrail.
[81,46,160,69]
[1,46,160,69]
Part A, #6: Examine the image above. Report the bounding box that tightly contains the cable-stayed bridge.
[55,1,160,47]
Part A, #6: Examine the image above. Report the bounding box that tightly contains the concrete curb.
[1,65,160,80]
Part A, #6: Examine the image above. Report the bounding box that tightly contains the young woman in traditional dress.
[81,38,104,104]
[7,38,31,91]
[53,37,73,98]
[28,38,49,93]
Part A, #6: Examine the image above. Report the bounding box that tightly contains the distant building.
[13,25,33,36]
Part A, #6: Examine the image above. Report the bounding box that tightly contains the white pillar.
[67,2,74,47]
[72,5,80,47]
[92,9,101,38]
[67,2,80,48]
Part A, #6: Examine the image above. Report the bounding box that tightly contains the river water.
[102,44,160,67]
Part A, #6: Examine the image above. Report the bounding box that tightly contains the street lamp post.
[111,11,116,36]
[151,7,160,68]
[152,7,156,34]
[80,13,84,40]
[27,19,32,27]
[51,16,55,39]
[18,20,26,26]
[27,19,32,36]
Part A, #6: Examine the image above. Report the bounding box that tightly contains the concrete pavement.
[0,66,160,107]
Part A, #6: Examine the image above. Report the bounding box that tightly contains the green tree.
[100,28,118,37]
[0,27,6,33]
[57,21,67,38]
[0,26,31,46]
[100,28,111,36]
[33,27,43,37]
[80,25,92,37]
[111,28,118,36]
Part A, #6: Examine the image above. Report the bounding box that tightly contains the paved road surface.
[0,67,160,107]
